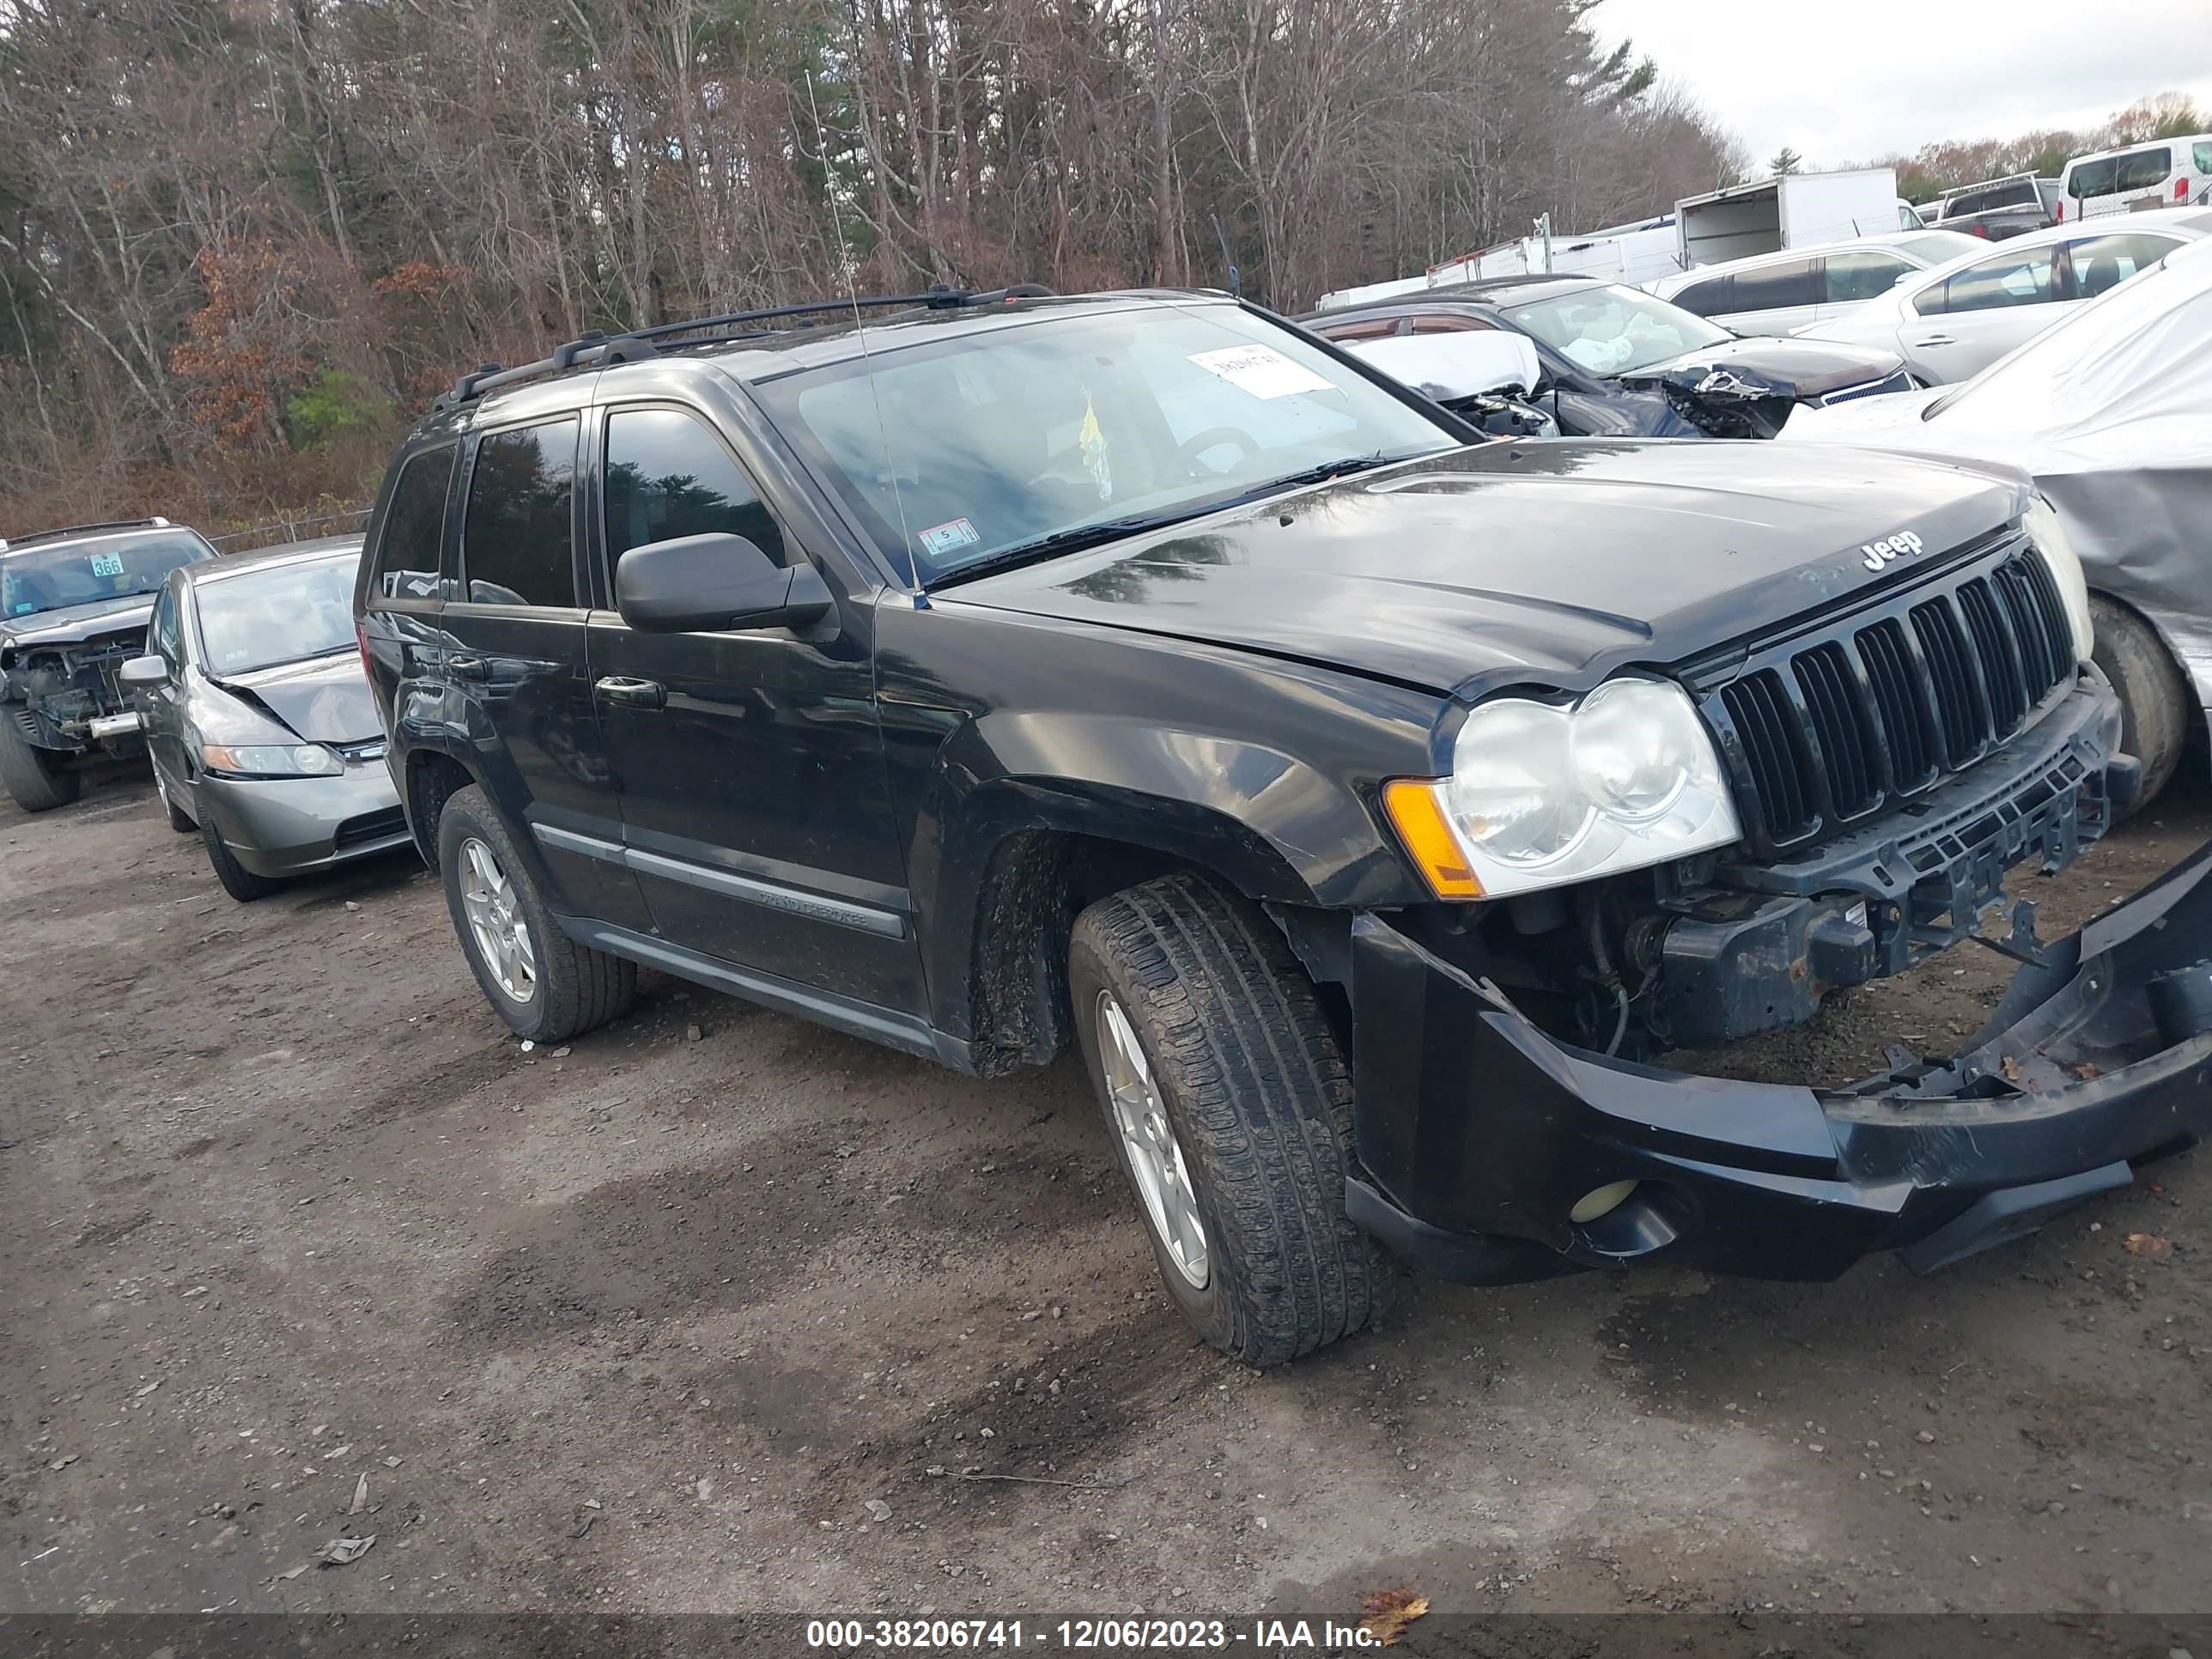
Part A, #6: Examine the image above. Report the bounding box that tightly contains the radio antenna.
[805,66,921,593]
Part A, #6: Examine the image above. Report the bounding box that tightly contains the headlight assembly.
[201,742,343,779]
[1385,677,1742,899]
[2022,496,2094,664]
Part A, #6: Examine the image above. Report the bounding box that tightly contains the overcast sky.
[1594,0,2212,168]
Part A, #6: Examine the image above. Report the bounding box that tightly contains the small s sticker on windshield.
[1188,344,1334,400]
[90,551,125,579]
[918,518,981,558]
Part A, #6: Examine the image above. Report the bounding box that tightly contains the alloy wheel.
[1096,990,1209,1288]
[458,836,538,1002]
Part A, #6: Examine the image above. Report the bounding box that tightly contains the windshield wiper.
[1218,452,1400,506]
[927,509,1226,589]
[925,454,1405,591]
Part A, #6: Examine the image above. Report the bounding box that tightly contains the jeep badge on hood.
[1862,529,1925,572]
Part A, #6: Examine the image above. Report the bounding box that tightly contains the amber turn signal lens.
[1382,778,1484,899]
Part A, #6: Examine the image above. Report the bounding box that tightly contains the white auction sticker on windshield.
[918,518,981,557]
[1188,345,1334,399]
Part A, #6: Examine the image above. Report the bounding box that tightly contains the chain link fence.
[207,506,371,555]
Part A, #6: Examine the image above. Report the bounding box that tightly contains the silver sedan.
[121,537,416,901]
[1793,208,2212,382]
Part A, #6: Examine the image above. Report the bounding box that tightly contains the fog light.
[1570,1180,1640,1224]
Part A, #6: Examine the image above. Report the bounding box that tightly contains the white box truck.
[1674,167,1905,268]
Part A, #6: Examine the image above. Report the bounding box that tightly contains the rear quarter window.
[368,445,456,603]
[2117,148,2172,192]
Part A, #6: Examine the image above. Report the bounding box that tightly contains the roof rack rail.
[434,283,1055,409]
[0,516,172,554]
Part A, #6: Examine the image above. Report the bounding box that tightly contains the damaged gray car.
[1784,235,2212,814]
[0,518,217,812]
[121,535,412,901]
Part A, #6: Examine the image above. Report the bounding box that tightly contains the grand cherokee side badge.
[1861,530,1925,573]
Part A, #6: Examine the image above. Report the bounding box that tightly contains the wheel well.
[405,751,477,871]
[2092,588,2207,746]
[966,830,1250,1078]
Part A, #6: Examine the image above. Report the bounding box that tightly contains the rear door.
[584,394,925,1016]
[1899,240,2064,380]
[446,406,650,930]
[2058,228,2183,301]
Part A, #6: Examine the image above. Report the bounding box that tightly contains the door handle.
[447,654,492,681]
[595,676,666,709]
[1911,333,1958,347]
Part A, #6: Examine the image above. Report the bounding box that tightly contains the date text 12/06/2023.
[805,1616,1396,1650]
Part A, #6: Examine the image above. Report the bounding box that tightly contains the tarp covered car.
[1784,235,2212,811]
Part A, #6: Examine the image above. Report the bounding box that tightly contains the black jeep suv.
[356,286,2212,1368]
[1,518,217,811]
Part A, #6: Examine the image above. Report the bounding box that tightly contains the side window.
[2065,232,2177,299]
[369,445,456,603]
[1315,317,1403,342]
[2117,148,2172,192]
[2066,158,2116,200]
[2197,142,2212,176]
[603,407,790,568]
[1669,276,1731,316]
[460,419,579,608]
[1407,314,1498,334]
[1823,251,1914,304]
[1728,258,1818,313]
[149,584,181,664]
[1930,246,2058,313]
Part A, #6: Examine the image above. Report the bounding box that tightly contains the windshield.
[756,303,1457,580]
[1,532,214,620]
[1498,284,1730,375]
[194,550,362,676]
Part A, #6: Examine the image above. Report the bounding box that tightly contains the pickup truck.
[356,286,2212,1368]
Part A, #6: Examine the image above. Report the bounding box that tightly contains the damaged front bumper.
[1346,839,2212,1283]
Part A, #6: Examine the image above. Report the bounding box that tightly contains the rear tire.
[201,814,287,902]
[436,784,635,1042]
[0,715,82,812]
[2092,595,2191,817]
[1068,872,1391,1369]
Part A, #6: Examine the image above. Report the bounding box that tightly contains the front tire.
[0,716,82,812]
[1069,872,1390,1369]
[201,813,287,902]
[157,770,195,832]
[436,784,635,1042]
[2092,595,2192,817]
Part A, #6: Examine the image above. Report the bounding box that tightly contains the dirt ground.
[3,759,2208,1628]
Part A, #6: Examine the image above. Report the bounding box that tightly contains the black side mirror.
[614,532,834,634]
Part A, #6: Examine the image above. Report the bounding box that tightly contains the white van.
[2060,137,2212,222]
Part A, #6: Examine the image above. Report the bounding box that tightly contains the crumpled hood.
[0,594,155,656]
[213,652,381,744]
[1622,336,1906,402]
[943,441,2027,696]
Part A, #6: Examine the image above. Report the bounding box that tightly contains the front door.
[583,400,924,1016]
[445,410,650,931]
[139,575,192,802]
